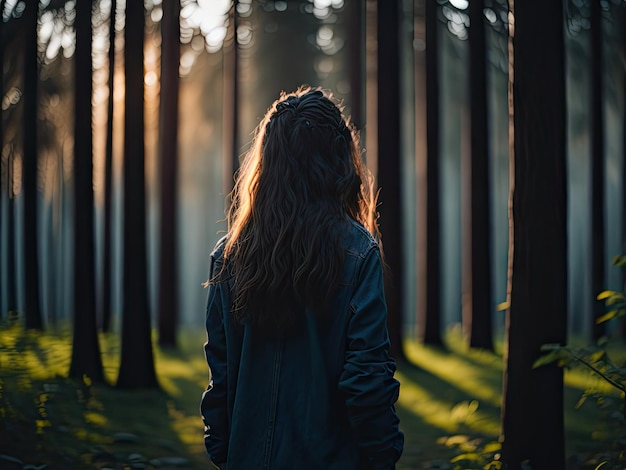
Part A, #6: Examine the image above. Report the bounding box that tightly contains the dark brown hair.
[221,86,379,330]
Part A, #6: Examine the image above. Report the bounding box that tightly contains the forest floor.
[0,322,624,469]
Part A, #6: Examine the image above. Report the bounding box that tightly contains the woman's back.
[202,220,402,469]
[200,87,403,469]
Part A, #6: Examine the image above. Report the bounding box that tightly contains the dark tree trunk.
[462,0,493,350]
[621,3,626,339]
[7,154,16,318]
[376,0,405,362]
[157,0,180,348]
[222,0,239,198]
[116,0,158,389]
[418,0,442,346]
[0,0,4,319]
[347,0,365,132]
[501,0,567,467]
[101,0,116,333]
[69,0,104,383]
[22,0,43,330]
[590,0,606,340]
[45,197,56,326]
[6,125,16,317]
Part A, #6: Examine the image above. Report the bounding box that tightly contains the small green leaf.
[594,462,608,470]
[482,441,502,453]
[603,367,621,376]
[597,290,617,300]
[606,295,625,306]
[533,349,569,368]
[451,453,482,463]
[589,350,606,362]
[444,435,470,446]
[596,311,618,324]
[83,374,92,387]
[611,255,626,267]
[497,301,509,311]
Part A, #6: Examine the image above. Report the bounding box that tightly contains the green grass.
[0,323,210,469]
[0,322,624,469]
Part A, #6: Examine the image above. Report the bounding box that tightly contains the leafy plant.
[593,255,626,325]
[533,255,626,469]
[439,434,503,469]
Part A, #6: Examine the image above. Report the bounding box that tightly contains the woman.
[201,87,403,470]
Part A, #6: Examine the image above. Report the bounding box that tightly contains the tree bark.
[3,11,17,316]
[501,0,567,467]
[117,0,158,389]
[69,0,104,383]
[376,0,405,362]
[6,152,16,318]
[6,89,16,317]
[157,0,180,348]
[0,0,4,320]
[347,0,365,132]
[622,3,626,339]
[417,0,443,346]
[101,0,116,333]
[462,0,493,350]
[22,0,43,330]
[222,0,239,200]
[590,0,606,340]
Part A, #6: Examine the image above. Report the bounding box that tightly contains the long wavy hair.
[221,86,379,331]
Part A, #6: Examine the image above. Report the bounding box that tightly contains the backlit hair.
[221,86,379,331]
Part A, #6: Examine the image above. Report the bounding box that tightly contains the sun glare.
[449,0,469,9]
[144,70,158,87]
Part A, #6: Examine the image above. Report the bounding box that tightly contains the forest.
[1,0,626,469]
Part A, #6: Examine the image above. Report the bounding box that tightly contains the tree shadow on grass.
[398,337,626,469]
[0,372,207,469]
[394,358,502,469]
[0,326,205,470]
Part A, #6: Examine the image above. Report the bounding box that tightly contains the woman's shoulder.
[210,234,228,258]
[343,219,379,258]
[207,234,230,281]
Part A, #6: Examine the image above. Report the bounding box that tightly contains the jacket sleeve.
[200,247,229,466]
[338,245,404,470]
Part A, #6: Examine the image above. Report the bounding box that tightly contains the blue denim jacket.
[200,220,404,469]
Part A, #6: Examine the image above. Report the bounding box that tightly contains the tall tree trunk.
[101,0,116,333]
[69,0,104,382]
[376,0,405,362]
[22,0,43,330]
[117,0,158,389]
[0,0,4,319]
[501,0,567,467]
[347,0,365,132]
[157,0,180,348]
[7,126,17,316]
[7,148,16,318]
[462,0,493,350]
[418,0,443,346]
[54,146,65,325]
[590,0,606,340]
[45,197,56,326]
[222,0,239,199]
[621,3,626,339]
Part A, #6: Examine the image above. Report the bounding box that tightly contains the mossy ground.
[0,323,623,469]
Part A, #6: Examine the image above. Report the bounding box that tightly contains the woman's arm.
[200,248,230,466]
[338,246,404,470]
